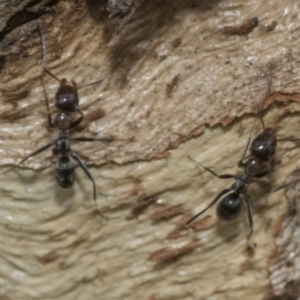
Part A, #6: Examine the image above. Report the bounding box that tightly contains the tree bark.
[0,0,300,299]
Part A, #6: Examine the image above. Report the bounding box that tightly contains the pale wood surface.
[0,1,300,299]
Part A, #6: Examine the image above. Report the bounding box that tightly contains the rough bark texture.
[1,0,300,299]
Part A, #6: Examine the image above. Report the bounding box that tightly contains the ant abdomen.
[55,156,75,188]
[217,192,241,220]
[250,128,277,162]
[55,84,79,112]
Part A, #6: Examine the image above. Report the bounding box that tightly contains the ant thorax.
[52,131,70,156]
[231,173,251,194]
[244,157,267,177]
[55,112,73,130]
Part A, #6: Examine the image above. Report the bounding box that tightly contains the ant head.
[55,112,73,130]
[217,192,241,220]
[55,83,79,112]
[55,156,75,188]
[250,127,277,162]
[244,157,265,177]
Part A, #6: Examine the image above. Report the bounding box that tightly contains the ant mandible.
[185,65,277,239]
[19,24,118,206]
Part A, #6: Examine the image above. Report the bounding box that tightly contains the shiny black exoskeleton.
[19,94,113,200]
[184,63,279,239]
[185,123,277,239]
[250,127,277,162]
[20,25,112,203]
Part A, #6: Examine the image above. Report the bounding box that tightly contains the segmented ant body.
[20,74,114,202]
[185,66,277,239]
[186,124,276,239]
[19,24,117,204]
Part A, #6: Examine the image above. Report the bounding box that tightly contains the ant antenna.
[38,23,62,82]
[271,177,300,193]
[38,24,104,90]
[256,62,274,130]
[237,119,256,167]
[76,80,104,90]
[37,22,47,68]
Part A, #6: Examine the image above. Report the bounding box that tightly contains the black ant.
[19,91,114,202]
[19,24,126,206]
[184,65,277,239]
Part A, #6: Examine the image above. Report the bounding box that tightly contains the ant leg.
[72,137,114,143]
[71,154,108,219]
[277,136,300,142]
[243,195,254,239]
[75,80,103,90]
[237,119,256,168]
[72,137,135,143]
[20,143,53,164]
[71,154,97,202]
[43,80,54,128]
[188,156,234,179]
[44,67,61,83]
[255,170,270,178]
[237,138,251,168]
[184,188,232,226]
[255,179,272,192]
[70,109,84,129]
[271,178,300,193]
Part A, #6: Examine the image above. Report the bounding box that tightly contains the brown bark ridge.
[0,0,300,299]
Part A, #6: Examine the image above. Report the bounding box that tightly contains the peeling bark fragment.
[0,103,35,121]
[261,21,277,33]
[187,215,216,231]
[126,194,158,220]
[77,108,105,131]
[38,250,59,264]
[165,74,181,99]
[150,204,183,221]
[167,215,215,239]
[269,175,300,299]
[0,0,55,49]
[0,0,54,32]
[221,17,259,36]
[148,240,200,263]
[106,0,145,32]
[106,0,144,18]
